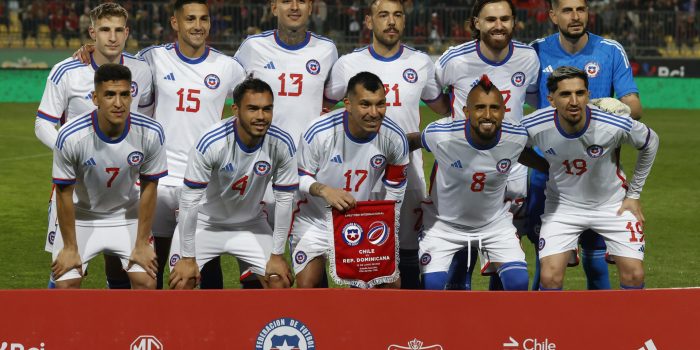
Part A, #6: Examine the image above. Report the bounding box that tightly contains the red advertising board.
[0,288,697,349]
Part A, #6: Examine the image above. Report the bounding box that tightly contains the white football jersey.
[435,40,540,123]
[295,110,409,224]
[421,118,528,228]
[235,30,338,144]
[325,44,441,134]
[183,117,299,225]
[37,53,153,125]
[522,105,653,211]
[52,111,168,226]
[138,43,247,186]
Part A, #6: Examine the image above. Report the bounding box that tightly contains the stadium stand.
[0,1,697,56]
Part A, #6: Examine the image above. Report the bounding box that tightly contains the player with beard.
[232,0,338,289]
[523,66,657,291]
[526,0,643,290]
[434,0,539,290]
[323,0,449,289]
[409,75,547,290]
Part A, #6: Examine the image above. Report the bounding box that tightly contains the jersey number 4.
[176,88,201,113]
[231,175,249,195]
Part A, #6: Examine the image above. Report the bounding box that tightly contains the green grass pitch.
[1,103,698,289]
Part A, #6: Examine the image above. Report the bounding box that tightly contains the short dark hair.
[90,3,129,26]
[370,0,404,15]
[347,72,385,98]
[232,77,274,108]
[546,66,589,93]
[549,0,588,9]
[174,0,208,13]
[470,0,517,40]
[94,63,132,87]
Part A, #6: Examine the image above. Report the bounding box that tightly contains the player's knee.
[55,278,81,289]
[129,274,156,290]
[422,272,448,290]
[618,267,644,287]
[539,266,564,289]
[497,262,529,291]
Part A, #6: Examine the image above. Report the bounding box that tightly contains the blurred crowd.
[0,0,698,56]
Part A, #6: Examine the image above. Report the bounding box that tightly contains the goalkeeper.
[526,0,642,290]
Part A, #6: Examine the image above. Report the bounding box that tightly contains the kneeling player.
[168,78,297,289]
[51,64,166,289]
[291,72,408,288]
[412,75,546,290]
[522,66,659,290]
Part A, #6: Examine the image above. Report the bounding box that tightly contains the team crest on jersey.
[130,81,138,97]
[585,62,600,78]
[306,59,321,75]
[204,74,221,89]
[127,151,145,166]
[367,221,390,246]
[169,254,180,267]
[496,158,512,174]
[511,72,526,87]
[294,251,307,265]
[538,238,546,251]
[342,222,363,246]
[254,161,271,176]
[420,253,431,265]
[370,154,387,169]
[586,145,604,158]
[255,317,316,350]
[403,68,418,83]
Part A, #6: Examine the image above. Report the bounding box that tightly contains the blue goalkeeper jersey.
[531,32,639,108]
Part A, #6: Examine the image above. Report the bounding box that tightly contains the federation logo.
[370,154,387,169]
[497,158,512,174]
[585,61,600,78]
[254,161,272,176]
[538,238,546,251]
[169,254,180,267]
[511,71,526,87]
[127,151,145,166]
[48,231,55,245]
[367,221,390,246]
[130,81,139,97]
[255,317,316,350]
[586,145,604,158]
[403,68,418,83]
[294,251,307,265]
[204,73,221,89]
[420,253,431,265]
[342,222,363,246]
[306,59,321,75]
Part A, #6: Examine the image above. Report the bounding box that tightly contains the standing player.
[51,64,167,289]
[37,3,153,289]
[527,0,643,290]
[523,66,658,290]
[323,0,449,289]
[168,78,297,289]
[235,0,338,145]
[292,72,408,288]
[413,75,547,290]
[434,0,540,289]
[135,0,247,288]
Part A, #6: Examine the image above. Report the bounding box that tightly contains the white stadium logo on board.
[130,335,163,350]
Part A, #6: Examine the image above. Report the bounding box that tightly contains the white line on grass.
[0,153,52,161]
